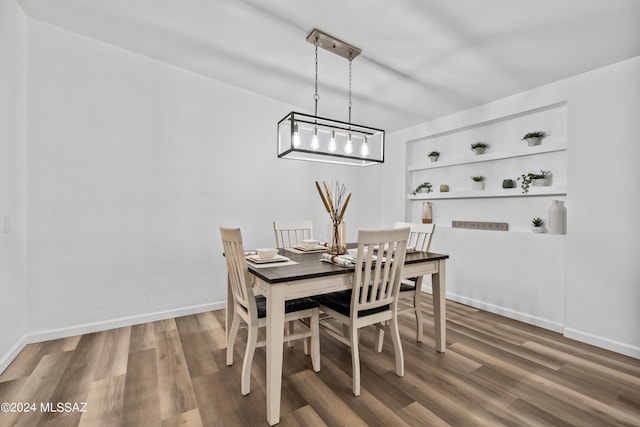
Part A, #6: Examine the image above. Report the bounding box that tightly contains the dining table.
[225,244,449,426]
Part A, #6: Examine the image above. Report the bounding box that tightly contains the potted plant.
[522,131,547,147]
[471,142,489,155]
[531,217,545,233]
[411,182,432,195]
[470,175,485,190]
[428,151,440,162]
[517,170,550,194]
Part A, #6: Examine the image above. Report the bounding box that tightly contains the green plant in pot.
[531,217,545,233]
[471,142,489,155]
[411,182,432,195]
[428,151,440,162]
[517,170,550,194]
[522,131,547,146]
[470,175,485,190]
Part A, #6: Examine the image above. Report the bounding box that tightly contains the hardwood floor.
[1,296,639,426]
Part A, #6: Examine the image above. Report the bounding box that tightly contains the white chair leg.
[374,324,384,353]
[241,322,258,395]
[226,313,241,366]
[414,288,424,342]
[390,315,405,378]
[350,323,361,396]
[310,310,321,372]
[286,321,295,348]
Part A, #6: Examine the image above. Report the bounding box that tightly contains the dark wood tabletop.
[248,244,449,284]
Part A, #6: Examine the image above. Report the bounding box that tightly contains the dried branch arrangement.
[315,181,351,224]
[315,181,351,255]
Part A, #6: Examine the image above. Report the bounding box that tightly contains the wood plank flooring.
[1,296,639,426]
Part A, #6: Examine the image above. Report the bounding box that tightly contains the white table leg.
[266,284,286,425]
[432,259,446,353]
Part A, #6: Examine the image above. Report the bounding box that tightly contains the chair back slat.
[220,227,257,318]
[395,222,435,252]
[352,228,410,313]
[273,220,314,248]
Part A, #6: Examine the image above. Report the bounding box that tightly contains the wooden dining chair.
[314,227,410,396]
[273,219,314,248]
[395,221,435,343]
[220,227,320,395]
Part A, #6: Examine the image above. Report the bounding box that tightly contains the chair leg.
[390,314,405,378]
[414,288,424,342]
[286,321,295,348]
[374,324,384,353]
[350,323,361,396]
[226,313,241,366]
[310,310,321,372]
[241,322,258,395]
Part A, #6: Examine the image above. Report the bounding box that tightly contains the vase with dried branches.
[315,180,351,255]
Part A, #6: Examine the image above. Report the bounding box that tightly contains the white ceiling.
[18,0,640,131]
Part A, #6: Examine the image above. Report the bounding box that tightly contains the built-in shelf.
[408,141,567,172]
[409,185,567,200]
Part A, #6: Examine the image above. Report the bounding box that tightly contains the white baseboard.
[422,286,639,360]
[25,301,225,345]
[1,301,226,375]
[421,285,565,333]
[564,328,640,360]
[446,292,565,333]
[0,335,28,375]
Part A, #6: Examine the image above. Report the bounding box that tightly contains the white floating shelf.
[408,185,567,200]
[408,141,567,172]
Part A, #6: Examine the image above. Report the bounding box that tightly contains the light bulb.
[345,133,353,154]
[361,136,369,157]
[328,129,336,152]
[311,127,319,150]
[292,123,301,148]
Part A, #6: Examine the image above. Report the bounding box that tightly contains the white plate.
[246,254,290,264]
[294,245,327,252]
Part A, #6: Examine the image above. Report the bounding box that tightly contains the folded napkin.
[320,253,355,267]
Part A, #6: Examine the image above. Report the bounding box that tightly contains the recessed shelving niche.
[406,101,568,228]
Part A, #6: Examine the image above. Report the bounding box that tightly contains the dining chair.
[394,221,435,343]
[220,227,320,395]
[314,227,410,396]
[273,219,314,248]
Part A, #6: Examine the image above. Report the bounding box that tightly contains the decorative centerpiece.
[316,181,351,255]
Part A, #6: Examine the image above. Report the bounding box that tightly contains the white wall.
[563,58,640,355]
[384,57,640,358]
[24,19,383,339]
[0,0,28,373]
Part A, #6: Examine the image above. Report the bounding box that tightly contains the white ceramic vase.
[549,199,566,235]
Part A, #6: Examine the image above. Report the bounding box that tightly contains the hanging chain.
[348,54,353,124]
[314,36,319,117]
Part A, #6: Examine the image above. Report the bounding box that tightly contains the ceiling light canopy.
[277,29,385,166]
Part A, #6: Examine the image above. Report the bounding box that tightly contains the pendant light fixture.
[277,29,385,166]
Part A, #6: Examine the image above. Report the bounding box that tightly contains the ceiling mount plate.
[306,28,362,60]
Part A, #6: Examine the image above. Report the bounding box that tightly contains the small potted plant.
[428,151,440,162]
[522,131,547,146]
[471,142,489,155]
[531,217,545,233]
[411,182,432,195]
[470,175,485,190]
[517,170,550,194]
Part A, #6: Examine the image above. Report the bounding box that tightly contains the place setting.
[245,248,298,268]
[286,239,328,254]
